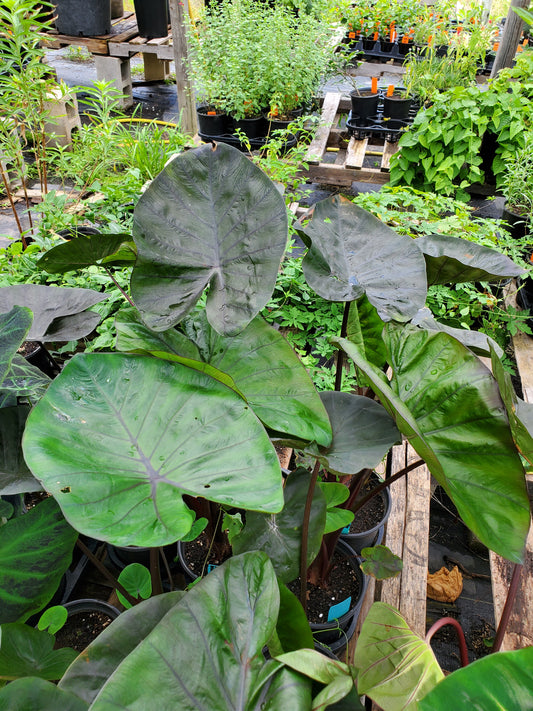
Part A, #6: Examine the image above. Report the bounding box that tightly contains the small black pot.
[232,115,267,140]
[398,38,415,55]
[502,203,531,240]
[197,106,229,136]
[23,341,60,378]
[309,540,368,654]
[57,225,100,240]
[107,543,180,574]
[383,93,413,120]
[363,36,377,50]
[341,476,392,554]
[134,0,169,39]
[350,90,379,119]
[54,0,111,36]
[54,599,121,652]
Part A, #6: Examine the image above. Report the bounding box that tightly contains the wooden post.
[168,0,197,136]
[490,0,530,77]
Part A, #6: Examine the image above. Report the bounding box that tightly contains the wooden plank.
[399,452,431,637]
[345,137,368,169]
[305,92,341,165]
[380,443,407,611]
[380,140,399,171]
[305,164,390,187]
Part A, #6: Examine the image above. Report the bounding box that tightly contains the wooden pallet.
[40,12,171,57]
[303,92,400,187]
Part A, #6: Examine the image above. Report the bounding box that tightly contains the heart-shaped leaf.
[1,355,51,402]
[0,285,107,342]
[335,326,530,563]
[319,482,354,534]
[23,353,283,547]
[0,623,77,681]
[60,592,185,704]
[0,497,77,623]
[38,233,136,273]
[298,196,427,321]
[232,467,327,583]
[354,603,443,709]
[418,647,533,710]
[415,234,525,285]
[130,142,288,335]
[89,553,311,710]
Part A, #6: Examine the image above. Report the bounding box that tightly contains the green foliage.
[117,564,152,609]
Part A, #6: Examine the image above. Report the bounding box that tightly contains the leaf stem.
[300,460,321,613]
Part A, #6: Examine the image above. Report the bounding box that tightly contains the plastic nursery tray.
[346,106,419,142]
[198,131,297,152]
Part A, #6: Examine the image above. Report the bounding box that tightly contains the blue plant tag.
[327,596,351,622]
[207,564,218,573]
[342,526,351,534]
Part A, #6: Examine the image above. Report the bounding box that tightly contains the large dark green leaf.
[0,306,32,387]
[90,553,311,710]
[0,497,77,623]
[0,406,41,495]
[354,602,444,710]
[37,233,136,273]
[298,196,427,321]
[274,582,314,654]
[232,467,327,583]
[117,311,333,446]
[0,623,77,681]
[115,309,201,360]
[346,295,388,371]
[418,647,533,710]
[0,286,107,342]
[335,326,530,563]
[0,677,88,711]
[412,306,503,357]
[22,353,284,547]
[311,392,400,476]
[415,234,525,286]
[60,592,185,704]
[130,142,288,336]
[490,344,533,466]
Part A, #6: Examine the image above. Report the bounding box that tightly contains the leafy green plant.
[500,133,533,223]
[390,61,533,199]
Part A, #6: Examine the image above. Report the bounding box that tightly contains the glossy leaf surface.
[0,306,32,386]
[117,311,332,447]
[312,391,400,476]
[90,553,311,710]
[23,353,283,547]
[38,233,136,273]
[418,647,533,710]
[0,677,88,711]
[60,592,185,704]
[412,306,503,357]
[0,623,77,681]
[354,602,444,710]
[0,285,106,341]
[416,234,524,285]
[131,143,288,335]
[335,326,530,562]
[0,498,77,623]
[299,196,427,321]
[232,467,327,583]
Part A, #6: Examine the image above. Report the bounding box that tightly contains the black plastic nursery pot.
[232,115,268,140]
[349,90,380,119]
[341,476,392,554]
[502,204,531,240]
[54,0,111,36]
[308,540,368,654]
[133,0,169,39]
[196,106,229,137]
[383,93,413,120]
[54,599,121,653]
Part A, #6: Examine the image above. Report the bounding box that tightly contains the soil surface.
[54,609,114,652]
[286,549,361,625]
[181,532,231,577]
[347,478,386,534]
